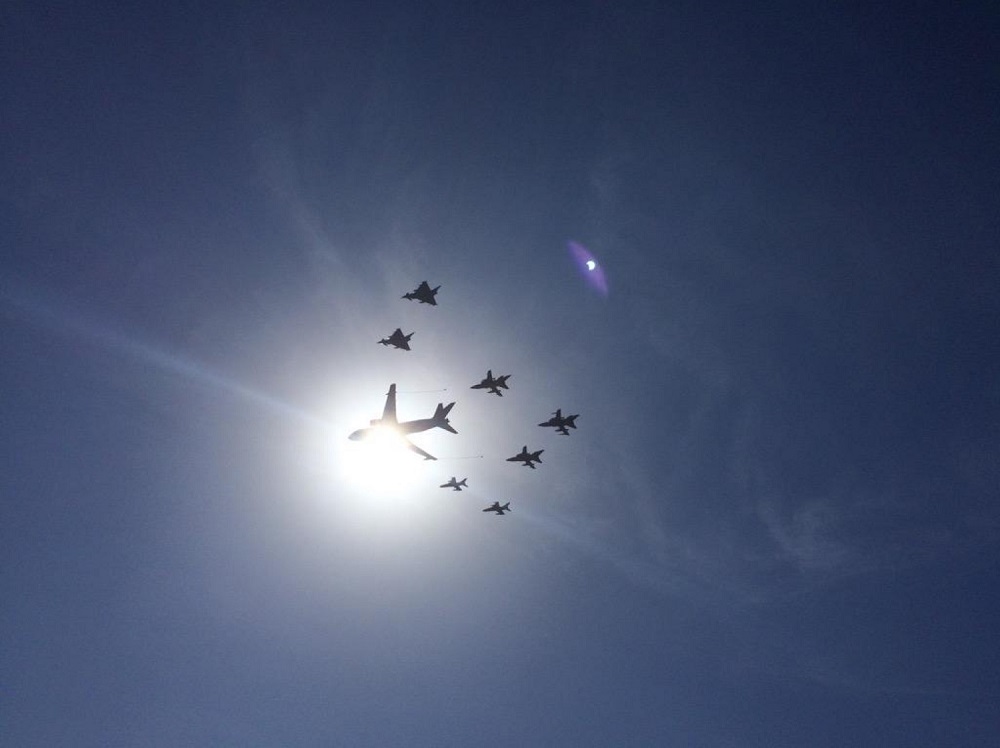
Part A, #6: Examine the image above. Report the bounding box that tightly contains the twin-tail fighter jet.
[506,445,544,469]
[470,369,511,397]
[348,384,456,461]
[538,409,579,436]
[378,328,414,350]
[482,501,511,515]
[440,476,468,491]
[403,281,440,305]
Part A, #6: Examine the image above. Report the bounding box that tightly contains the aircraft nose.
[348,430,362,441]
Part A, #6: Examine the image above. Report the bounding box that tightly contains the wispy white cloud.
[756,496,855,571]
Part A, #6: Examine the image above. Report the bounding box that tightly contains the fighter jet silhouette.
[402,281,440,305]
[506,445,543,469]
[440,476,468,491]
[539,409,579,436]
[482,501,511,515]
[348,384,456,461]
[470,369,511,397]
[378,328,413,350]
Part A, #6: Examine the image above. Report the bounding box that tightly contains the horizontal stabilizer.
[433,402,458,434]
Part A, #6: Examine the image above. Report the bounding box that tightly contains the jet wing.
[381,384,397,424]
[404,439,436,461]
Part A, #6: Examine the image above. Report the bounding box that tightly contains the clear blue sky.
[3,2,998,746]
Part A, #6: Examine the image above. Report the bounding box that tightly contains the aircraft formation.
[353,281,581,517]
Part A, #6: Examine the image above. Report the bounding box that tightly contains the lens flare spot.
[568,241,608,296]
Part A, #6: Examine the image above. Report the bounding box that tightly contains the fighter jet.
[482,501,511,515]
[378,328,413,351]
[402,281,440,305]
[470,369,511,397]
[506,445,544,469]
[440,476,468,491]
[348,383,457,461]
[539,409,579,436]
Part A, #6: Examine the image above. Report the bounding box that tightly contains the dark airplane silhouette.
[539,409,579,436]
[506,445,543,469]
[348,384,456,461]
[403,281,440,305]
[440,476,468,491]
[470,369,511,397]
[378,328,414,350]
[482,501,511,515]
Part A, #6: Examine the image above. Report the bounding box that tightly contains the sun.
[337,424,425,499]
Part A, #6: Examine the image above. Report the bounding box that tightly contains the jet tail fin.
[433,402,457,434]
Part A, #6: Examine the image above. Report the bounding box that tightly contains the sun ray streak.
[1,281,328,428]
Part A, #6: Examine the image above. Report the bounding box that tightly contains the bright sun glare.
[338,425,424,500]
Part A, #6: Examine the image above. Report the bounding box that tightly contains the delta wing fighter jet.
[482,501,511,515]
[403,281,440,305]
[440,476,468,491]
[378,328,414,350]
[470,370,511,397]
[506,445,543,469]
[348,384,456,461]
[539,409,579,436]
